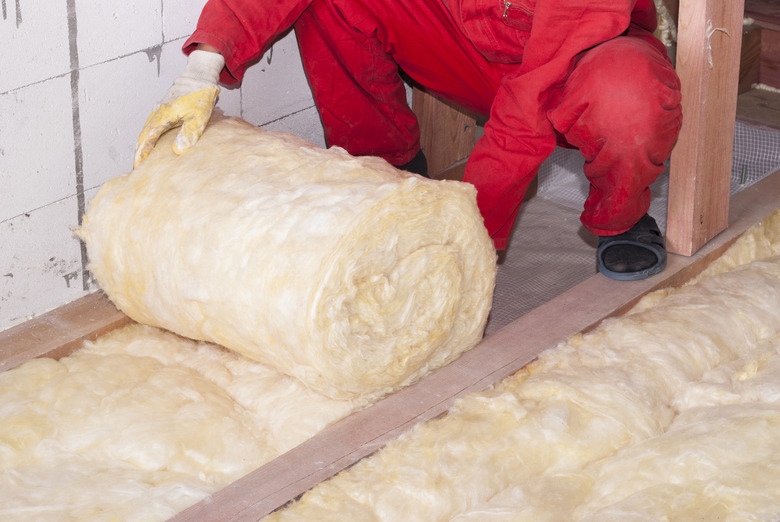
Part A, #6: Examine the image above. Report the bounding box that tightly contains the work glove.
[134,50,225,168]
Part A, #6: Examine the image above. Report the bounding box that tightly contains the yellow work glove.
[134,50,225,168]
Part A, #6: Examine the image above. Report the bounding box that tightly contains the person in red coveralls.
[135,0,682,281]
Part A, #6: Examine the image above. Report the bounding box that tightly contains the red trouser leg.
[293,0,500,166]
[294,1,682,244]
[293,1,418,165]
[548,34,682,236]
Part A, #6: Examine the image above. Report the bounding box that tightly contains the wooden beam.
[759,26,780,88]
[737,88,780,131]
[745,0,780,89]
[411,87,477,176]
[0,291,131,372]
[745,0,780,32]
[738,25,762,94]
[667,0,745,256]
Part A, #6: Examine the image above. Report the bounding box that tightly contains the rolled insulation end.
[79,116,496,400]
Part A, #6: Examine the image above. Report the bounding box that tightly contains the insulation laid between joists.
[78,116,497,401]
[268,208,780,520]
[6,112,780,519]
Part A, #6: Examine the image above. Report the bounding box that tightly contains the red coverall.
[185,0,682,250]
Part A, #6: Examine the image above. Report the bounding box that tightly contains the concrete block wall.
[0,1,325,331]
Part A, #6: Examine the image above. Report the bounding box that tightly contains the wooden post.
[666,0,745,256]
[411,87,477,177]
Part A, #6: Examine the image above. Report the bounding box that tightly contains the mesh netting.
[486,121,780,335]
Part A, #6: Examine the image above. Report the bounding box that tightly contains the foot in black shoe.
[597,214,667,281]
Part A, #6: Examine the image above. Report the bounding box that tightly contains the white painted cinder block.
[261,107,326,149]
[1,0,337,331]
[76,0,162,69]
[0,2,71,94]
[0,76,76,223]
[79,44,187,190]
[241,32,317,126]
[0,196,86,331]
[162,0,208,42]
[216,84,244,120]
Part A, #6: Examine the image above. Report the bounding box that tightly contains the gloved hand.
[134,49,225,168]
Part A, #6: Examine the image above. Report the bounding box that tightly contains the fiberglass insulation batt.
[78,116,497,401]
[268,209,780,521]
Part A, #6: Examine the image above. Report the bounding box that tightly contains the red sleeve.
[463,0,657,249]
[183,0,313,85]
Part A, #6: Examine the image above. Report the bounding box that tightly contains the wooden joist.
[0,291,131,373]
[744,0,780,90]
[660,0,746,256]
[411,88,477,177]
[745,0,780,33]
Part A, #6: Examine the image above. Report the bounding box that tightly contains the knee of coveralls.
[295,0,506,167]
[548,34,682,236]
[294,0,421,166]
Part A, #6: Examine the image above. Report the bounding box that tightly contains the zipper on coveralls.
[502,1,512,19]
[502,1,533,21]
